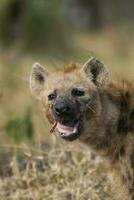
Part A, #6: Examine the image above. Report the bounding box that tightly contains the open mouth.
[56,121,81,141]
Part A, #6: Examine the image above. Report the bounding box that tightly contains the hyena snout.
[52,98,82,141]
[54,102,71,117]
[53,98,78,122]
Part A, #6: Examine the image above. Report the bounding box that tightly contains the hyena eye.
[71,88,85,96]
[48,93,56,101]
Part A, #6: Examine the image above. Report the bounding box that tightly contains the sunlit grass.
[0,143,115,200]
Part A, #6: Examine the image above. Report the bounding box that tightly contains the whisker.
[87,104,96,114]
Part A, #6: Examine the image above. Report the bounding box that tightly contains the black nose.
[54,103,71,116]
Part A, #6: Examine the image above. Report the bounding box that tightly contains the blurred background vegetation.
[0,0,134,146]
[0,1,134,199]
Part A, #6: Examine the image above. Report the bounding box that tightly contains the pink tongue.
[56,122,77,135]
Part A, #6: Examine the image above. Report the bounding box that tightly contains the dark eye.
[71,88,85,96]
[48,93,56,101]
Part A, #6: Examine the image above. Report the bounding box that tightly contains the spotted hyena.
[30,57,134,200]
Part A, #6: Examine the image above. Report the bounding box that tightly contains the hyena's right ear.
[30,63,50,100]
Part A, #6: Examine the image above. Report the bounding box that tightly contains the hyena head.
[30,57,110,141]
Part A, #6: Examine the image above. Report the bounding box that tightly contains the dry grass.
[0,143,115,200]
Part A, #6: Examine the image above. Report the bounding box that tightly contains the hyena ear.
[30,63,50,100]
[81,57,110,88]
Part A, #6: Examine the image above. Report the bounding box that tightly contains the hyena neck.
[85,94,120,156]
[81,82,133,158]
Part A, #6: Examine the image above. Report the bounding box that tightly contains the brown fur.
[30,58,134,200]
[63,63,79,73]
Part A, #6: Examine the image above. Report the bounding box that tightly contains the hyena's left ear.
[81,57,110,88]
[30,63,50,100]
